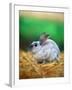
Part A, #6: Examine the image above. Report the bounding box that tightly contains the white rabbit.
[30,39,60,63]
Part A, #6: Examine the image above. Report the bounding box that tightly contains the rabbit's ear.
[41,32,50,38]
[45,33,50,38]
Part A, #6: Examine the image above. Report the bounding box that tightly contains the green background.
[19,16,64,51]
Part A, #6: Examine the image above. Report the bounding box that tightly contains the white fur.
[31,39,60,63]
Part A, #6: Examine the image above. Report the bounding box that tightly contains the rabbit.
[30,39,60,63]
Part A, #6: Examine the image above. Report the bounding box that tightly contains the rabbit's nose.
[33,45,35,48]
[30,44,33,47]
[29,44,35,48]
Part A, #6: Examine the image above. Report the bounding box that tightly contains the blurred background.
[19,11,64,51]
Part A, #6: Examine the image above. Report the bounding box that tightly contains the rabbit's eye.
[34,43,37,47]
